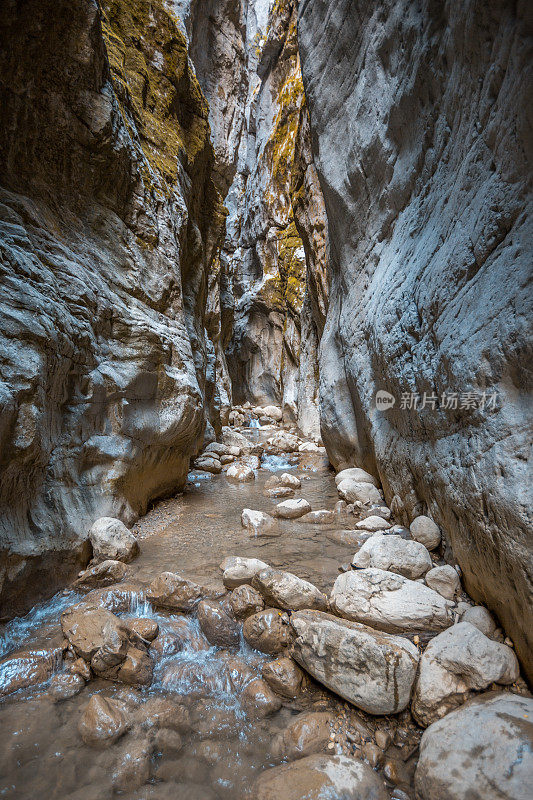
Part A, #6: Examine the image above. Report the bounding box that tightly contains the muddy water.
[0,431,374,800]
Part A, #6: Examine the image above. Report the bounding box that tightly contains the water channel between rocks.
[1,430,387,800]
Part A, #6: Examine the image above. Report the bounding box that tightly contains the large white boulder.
[252,568,328,612]
[89,518,139,563]
[241,509,279,537]
[290,610,419,714]
[410,515,441,550]
[352,533,432,579]
[273,498,312,519]
[412,622,519,726]
[262,405,283,421]
[415,694,533,800]
[335,468,379,488]
[355,515,390,531]
[226,463,255,482]
[220,556,270,589]
[337,479,382,505]
[425,564,460,599]
[331,568,455,634]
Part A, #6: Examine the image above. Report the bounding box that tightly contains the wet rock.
[192,701,241,739]
[242,677,282,717]
[116,647,153,687]
[331,568,455,633]
[128,619,159,642]
[78,695,129,746]
[302,509,335,524]
[254,754,388,800]
[218,654,256,692]
[242,609,290,655]
[425,565,460,600]
[196,599,240,648]
[383,757,412,788]
[374,729,392,750]
[194,456,222,474]
[240,509,280,537]
[89,517,139,563]
[290,610,419,714]
[112,738,151,792]
[49,671,85,701]
[355,515,391,531]
[337,479,382,505]
[412,622,519,727]
[352,534,432,579]
[226,463,255,482]
[264,474,283,489]
[151,618,209,656]
[147,572,220,611]
[273,498,312,519]
[460,605,497,637]
[272,712,333,761]
[136,697,191,734]
[409,516,441,550]
[335,468,380,488]
[73,560,129,591]
[262,657,306,698]
[362,742,384,768]
[221,556,270,588]
[82,582,147,613]
[154,728,183,756]
[70,658,91,681]
[61,606,132,662]
[266,485,295,498]
[280,472,301,488]
[228,584,265,619]
[0,648,61,698]
[193,739,227,765]
[415,694,533,800]
[252,568,328,612]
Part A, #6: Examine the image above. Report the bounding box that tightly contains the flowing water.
[0,431,380,800]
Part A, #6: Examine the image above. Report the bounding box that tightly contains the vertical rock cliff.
[298,0,532,679]
[0,0,225,617]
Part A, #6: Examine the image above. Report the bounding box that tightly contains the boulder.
[221,427,251,451]
[352,534,432,579]
[112,738,151,792]
[298,442,321,452]
[460,605,497,637]
[271,712,333,761]
[265,486,294,498]
[241,509,279,537]
[267,432,300,452]
[337,480,382,505]
[264,474,283,489]
[89,517,139,563]
[228,584,265,619]
[73,560,129,591]
[263,405,283,421]
[196,599,240,648]
[355,515,391,531]
[252,568,328,611]
[204,442,230,456]
[0,648,61,698]
[78,695,129,746]
[128,619,159,642]
[194,457,222,474]
[331,568,455,633]
[359,505,391,521]
[412,622,519,726]
[409,516,441,550]
[301,510,336,524]
[49,671,85,701]
[116,646,153,686]
[335,468,380,487]
[220,556,270,589]
[226,463,255,482]
[241,678,282,717]
[415,694,533,800]
[290,610,419,714]
[151,618,209,657]
[147,572,219,611]
[254,754,388,800]
[425,565,460,599]
[273,498,312,519]
[262,657,306,698]
[242,609,290,655]
[280,472,301,488]
[61,606,132,662]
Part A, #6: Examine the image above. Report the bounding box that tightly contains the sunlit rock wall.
[0,0,225,617]
[299,0,533,679]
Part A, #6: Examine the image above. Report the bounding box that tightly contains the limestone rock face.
[331,568,455,634]
[290,610,419,714]
[298,0,533,679]
[0,0,225,618]
[415,694,533,800]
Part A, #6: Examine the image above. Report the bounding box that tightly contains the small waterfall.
[248,418,261,429]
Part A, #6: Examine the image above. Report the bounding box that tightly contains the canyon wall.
[298,0,533,679]
[0,0,225,617]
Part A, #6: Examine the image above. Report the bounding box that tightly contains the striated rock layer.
[0,0,225,617]
[298,0,532,678]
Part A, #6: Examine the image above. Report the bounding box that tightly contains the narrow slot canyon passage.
[0,1,531,799]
